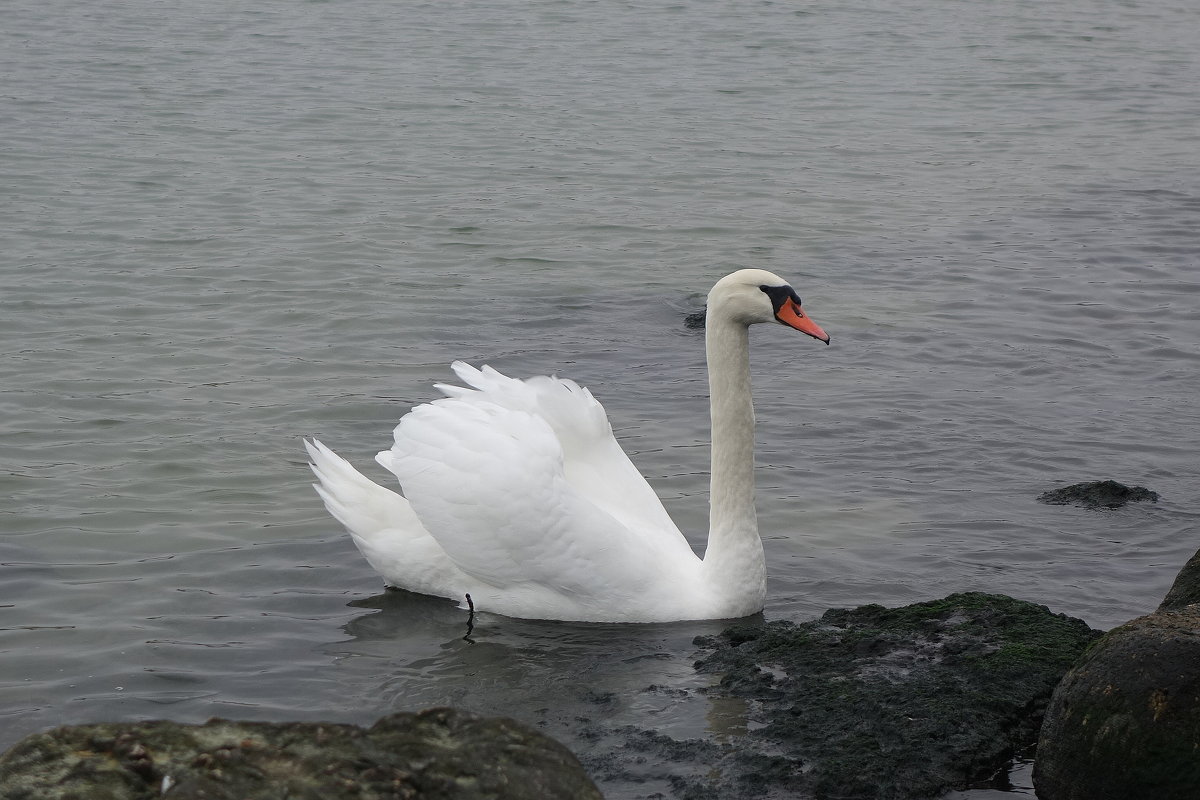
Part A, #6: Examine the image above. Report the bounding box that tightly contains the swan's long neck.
[701,314,766,613]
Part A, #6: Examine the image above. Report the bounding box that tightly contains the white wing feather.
[432,362,688,544]
[368,364,701,618]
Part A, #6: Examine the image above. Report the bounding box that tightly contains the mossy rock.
[688,592,1099,799]
[0,707,602,800]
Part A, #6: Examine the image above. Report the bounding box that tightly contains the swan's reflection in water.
[324,588,757,795]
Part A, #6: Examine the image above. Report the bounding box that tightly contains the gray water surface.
[4,1,1199,797]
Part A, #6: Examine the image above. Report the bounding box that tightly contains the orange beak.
[776,298,830,344]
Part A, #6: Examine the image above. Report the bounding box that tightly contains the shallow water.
[3,0,1199,796]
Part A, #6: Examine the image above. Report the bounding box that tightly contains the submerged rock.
[1036,479,1159,509]
[1034,548,1200,800]
[0,707,602,800]
[665,592,1099,799]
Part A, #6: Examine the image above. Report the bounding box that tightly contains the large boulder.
[0,707,602,800]
[1034,549,1200,800]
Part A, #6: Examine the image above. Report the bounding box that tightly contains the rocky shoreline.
[2,481,1192,800]
[0,592,1102,800]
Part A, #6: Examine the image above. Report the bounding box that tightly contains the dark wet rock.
[0,707,602,800]
[1036,479,1159,509]
[633,592,1099,800]
[1159,546,1200,612]
[1034,548,1200,800]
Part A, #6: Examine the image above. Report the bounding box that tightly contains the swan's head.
[707,269,830,344]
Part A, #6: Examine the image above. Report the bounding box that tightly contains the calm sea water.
[3,0,1198,796]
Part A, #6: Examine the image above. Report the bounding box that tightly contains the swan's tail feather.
[305,438,417,542]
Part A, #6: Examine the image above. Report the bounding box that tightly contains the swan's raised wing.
[433,363,689,545]
[375,394,698,600]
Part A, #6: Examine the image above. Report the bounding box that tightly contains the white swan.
[306,269,829,622]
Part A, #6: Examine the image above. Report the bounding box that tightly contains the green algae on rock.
[688,592,1099,799]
